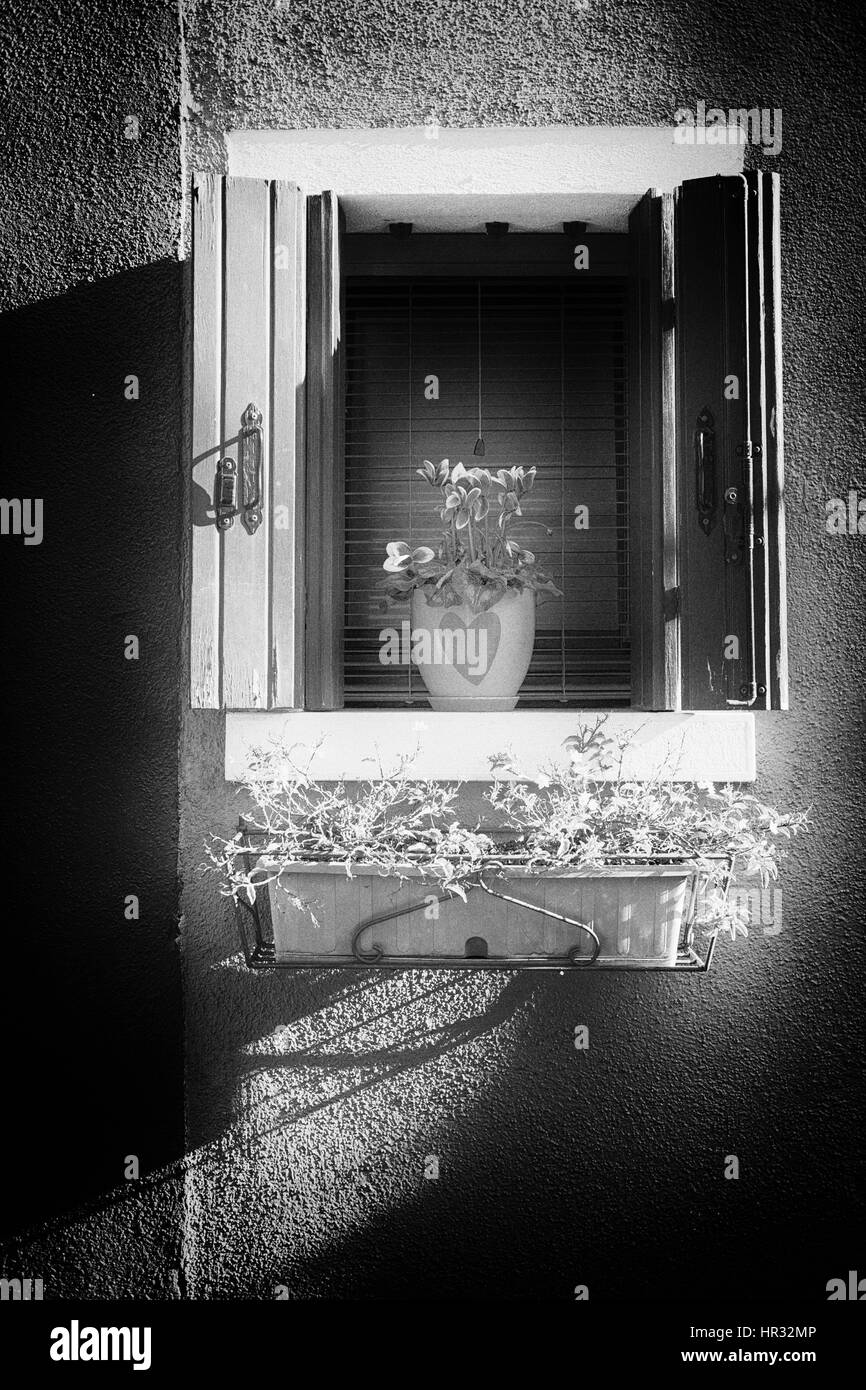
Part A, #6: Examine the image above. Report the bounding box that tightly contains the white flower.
[383,541,435,572]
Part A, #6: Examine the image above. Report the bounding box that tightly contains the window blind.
[344,275,630,706]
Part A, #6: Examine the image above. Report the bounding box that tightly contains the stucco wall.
[179,0,866,1299]
[0,0,185,1294]
[2,0,863,1301]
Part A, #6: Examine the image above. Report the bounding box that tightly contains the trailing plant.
[382,458,562,612]
[208,742,495,907]
[209,719,808,942]
[485,716,809,938]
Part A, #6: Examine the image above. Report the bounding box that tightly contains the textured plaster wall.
[0,0,185,1294]
[2,0,862,1303]
[179,0,866,1298]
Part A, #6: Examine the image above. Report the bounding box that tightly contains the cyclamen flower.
[383,541,435,572]
[451,462,492,491]
[416,458,450,488]
[505,540,535,564]
[442,484,489,528]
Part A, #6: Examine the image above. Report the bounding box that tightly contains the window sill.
[224,710,755,783]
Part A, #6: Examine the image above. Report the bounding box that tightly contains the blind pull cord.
[473,281,485,457]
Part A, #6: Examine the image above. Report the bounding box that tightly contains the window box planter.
[217,719,805,973]
[234,844,729,972]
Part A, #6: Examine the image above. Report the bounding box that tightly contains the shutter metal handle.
[240,402,264,535]
[694,406,717,534]
[213,403,264,533]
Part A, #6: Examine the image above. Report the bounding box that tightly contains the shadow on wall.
[6,914,862,1300]
[0,261,185,1242]
[0,966,539,1298]
[234,967,540,1126]
[186,945,541,1148]
[182,879,866,1301]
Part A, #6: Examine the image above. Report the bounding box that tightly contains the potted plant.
[381,459,562,711]
[210,719,808,970]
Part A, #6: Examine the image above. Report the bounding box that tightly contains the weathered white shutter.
[190,175,307,709]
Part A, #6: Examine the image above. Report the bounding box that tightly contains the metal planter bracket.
[349,872,602,967]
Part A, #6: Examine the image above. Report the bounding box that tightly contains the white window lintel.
[226,125,745,233]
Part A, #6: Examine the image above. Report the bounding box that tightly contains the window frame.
[190,168,787,749]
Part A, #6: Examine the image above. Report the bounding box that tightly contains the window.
[343,260,630,706]
[190,171,787,716]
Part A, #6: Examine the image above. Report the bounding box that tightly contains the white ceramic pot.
[410,585,536,711]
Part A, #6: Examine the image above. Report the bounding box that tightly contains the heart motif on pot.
[438,610,501,685]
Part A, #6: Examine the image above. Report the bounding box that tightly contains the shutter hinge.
[723,485,746,565]
[663,586,680,620]
[727,681,758,708]
[215,457,238,530]
[735,440,762,460]
[661,297,676,331]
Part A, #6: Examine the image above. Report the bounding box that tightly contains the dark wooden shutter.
[628,189,679,710]
[189,175,308,709]
[757,172,788,709]
[628,173,788,711]
[676,172,788,709]
[304,193,345,711]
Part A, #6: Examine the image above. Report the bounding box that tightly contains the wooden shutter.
[676,172,787,710]
[628,172,787,711]
[189,174,307,709]
[757,172,788,709]
[628,189,679,709]
[304,193,345,711]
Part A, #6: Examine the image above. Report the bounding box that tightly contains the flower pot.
[243,861,707,969]
[410,585,536,711]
